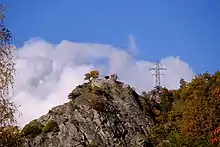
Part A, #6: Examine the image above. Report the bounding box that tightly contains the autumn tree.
[0,5,16,127]
[0,5,23,147]
[84,70,99,82]
[211,126,220,145]
[148,73,220,146]
[180,72,220,140]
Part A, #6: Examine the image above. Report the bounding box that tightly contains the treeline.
[145,71,220,146]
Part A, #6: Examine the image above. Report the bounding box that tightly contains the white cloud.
[127,35,139,56]
[12,38,194,127]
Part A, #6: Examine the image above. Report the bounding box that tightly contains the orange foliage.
[211,126,220,145]
[180,72,220,139]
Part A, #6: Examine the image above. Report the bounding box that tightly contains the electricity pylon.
[149,62,166,89]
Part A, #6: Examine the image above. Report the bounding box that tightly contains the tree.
[180,72,220,139]
[179,78,187,88]
[84,70,99,82]
[0,5,23,147]
[149,71,220,146]
[109,73,118,81]
[0,4,16,127]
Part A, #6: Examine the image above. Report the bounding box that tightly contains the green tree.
[179,78,187,88]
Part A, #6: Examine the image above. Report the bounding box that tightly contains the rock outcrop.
[23,78,154,147]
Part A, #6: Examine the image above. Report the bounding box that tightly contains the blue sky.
[2,0,220,74]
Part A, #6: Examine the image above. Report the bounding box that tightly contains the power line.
[149,62,166,88]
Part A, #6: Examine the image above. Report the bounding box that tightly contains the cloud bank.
[12,38,194,127]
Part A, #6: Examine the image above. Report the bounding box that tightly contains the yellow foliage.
[149,72,220,146]
[0,126,24,147]
[84,70,99,82]
[180,71,220,139]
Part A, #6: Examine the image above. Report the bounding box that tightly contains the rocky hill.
[22,77,155,147]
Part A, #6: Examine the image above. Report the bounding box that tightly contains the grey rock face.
[24,79,154,147]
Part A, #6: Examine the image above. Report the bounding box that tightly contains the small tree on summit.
[179,78,187,88]
[84,70,99,82]
[109,73,118,81]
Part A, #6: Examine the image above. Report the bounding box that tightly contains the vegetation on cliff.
[146,71,220,146]
[0,5,219,146]
[67,70,220,146]
[4,67,219,146]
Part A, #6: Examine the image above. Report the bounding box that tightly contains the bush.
[87,139,98,147]
[160,131,186,147]
[92,86,104,96]
[42,120,59,133]
[0,126,24,147]
[149,122,178,145]
[68,92,80,100]
[21,120,44,137]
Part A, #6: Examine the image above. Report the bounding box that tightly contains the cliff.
[22,78,155,147]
